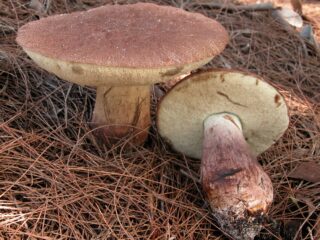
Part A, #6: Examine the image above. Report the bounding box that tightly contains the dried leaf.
[289,162,320,183]
[290,0,303,15]
[300,25,320,50]
[272,8,303,28]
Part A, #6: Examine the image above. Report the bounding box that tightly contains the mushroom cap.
[157,69,289,159]
[16,3,228,87]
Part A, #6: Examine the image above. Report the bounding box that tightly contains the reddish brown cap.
[16,3,228,68]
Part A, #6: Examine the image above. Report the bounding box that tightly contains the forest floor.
[0,0,320,239]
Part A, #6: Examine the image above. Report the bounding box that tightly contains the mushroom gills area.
[200,113,273,240]
[91,85,150,145]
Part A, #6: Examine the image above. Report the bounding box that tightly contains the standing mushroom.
[16,3,228,145]
[157,70,289,239]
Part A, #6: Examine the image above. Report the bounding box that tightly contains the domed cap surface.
[16,3,228,68]
[157,70,289,159]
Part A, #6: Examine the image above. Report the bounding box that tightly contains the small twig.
[190,2,279,12]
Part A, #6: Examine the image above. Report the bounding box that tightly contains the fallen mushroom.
[157,70,289,239]
[16,3,228,145]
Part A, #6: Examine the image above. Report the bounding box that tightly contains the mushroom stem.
[91,85,151,145]
[200,113,273,240]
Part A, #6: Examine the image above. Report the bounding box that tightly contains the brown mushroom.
[157,70,289,239]
[16,3,229,145]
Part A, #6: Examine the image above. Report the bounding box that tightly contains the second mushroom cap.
[157,69,289,158]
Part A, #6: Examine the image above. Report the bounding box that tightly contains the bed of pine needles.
[0,0,320,239]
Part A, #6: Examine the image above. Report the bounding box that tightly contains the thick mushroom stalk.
[157,70,289,239]
[92,85,150,145]
[201,113,273,240]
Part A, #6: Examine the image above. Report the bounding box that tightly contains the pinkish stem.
[201,113,273,240]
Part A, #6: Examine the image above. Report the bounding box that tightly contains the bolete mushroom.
[16,3,228,145]
[157,70,289,239]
